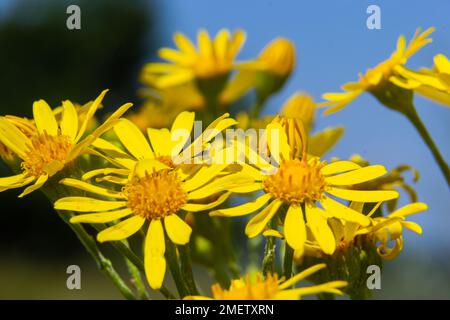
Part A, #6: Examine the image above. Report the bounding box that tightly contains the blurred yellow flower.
[0,90,132,197]
[390,53,450,106]
[142,29,246,89]
[321,28,435,114]
[257,38,296,77]
[185,264,346,300]
[211,118,399,257]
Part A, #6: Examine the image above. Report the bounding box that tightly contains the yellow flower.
[389,53,450,106]
[54,112,245,289]
[54,157,244,289]
[211,117,399,257]
[0,90,132,197]
[185,264,346,300]
[362,202,427,260]
[142,29,246,89]
[301,202,427,261]
[257,38,296,77]
[321,28,435,114]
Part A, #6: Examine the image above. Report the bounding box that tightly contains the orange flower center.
[212,273,280,300]
[263,159,327,204]
[123,169,187,220]
[21,133,72,177]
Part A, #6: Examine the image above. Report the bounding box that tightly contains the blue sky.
[152,0,450,254]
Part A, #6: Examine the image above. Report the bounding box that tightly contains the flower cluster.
[1,27,445,300]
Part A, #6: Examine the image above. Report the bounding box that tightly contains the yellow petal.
[210,193,272,217]
[402,221,423,235]
[284,204,306,251]
[114,119,153,159]
[60,100,78,141]
[0,173,32,188]
[245,200,282,238]
[214,29,230,61]
[320,196,370,226]
[147,128,172,156]
[67,102,134,163]
[170,111,195,155]
[164,214,192,245]
[0,117,31,159]
[321,161,361,176]
[159,47,193,65]
[82,167,129,181]
[97,216,144,242]
[277,281,347,299]
[187,172,253,200]
[228,29,246,59]
[18,173,48,197]
[267,122,290,162]
[33,100,58,135]
[306,206,336,255]
[325,165,387,186]
[70,208,133,223]
[198,29,212,57]
[75,90,108,142]
[144,220,166,289]
[173,32,197,56]
[390,202,428,218]
[182,164,227,192]
[181,192,231,212]
[434,54,450,74]
[229,183,263,193]
[262,229,284,238]
[91,138,136,170]
[279,263,326,289]
[59,178,125,199]
[327,187,399,202]
[54,197,126,212]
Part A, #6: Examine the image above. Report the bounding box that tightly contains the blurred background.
[0,0,449,299]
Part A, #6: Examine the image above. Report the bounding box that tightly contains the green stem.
[59,212,136,300]
[178,245,199,295]
[262,219,277,276]
[283,244,294,280]
[165,238,189,298]
[404,106,450,185]
[93,224,175,299]
[121,239,149,300]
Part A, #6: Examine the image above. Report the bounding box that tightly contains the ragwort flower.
[185,264,346,300]
[0,90,132,197]
[211,117,399,257]
[321,28,435,114]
